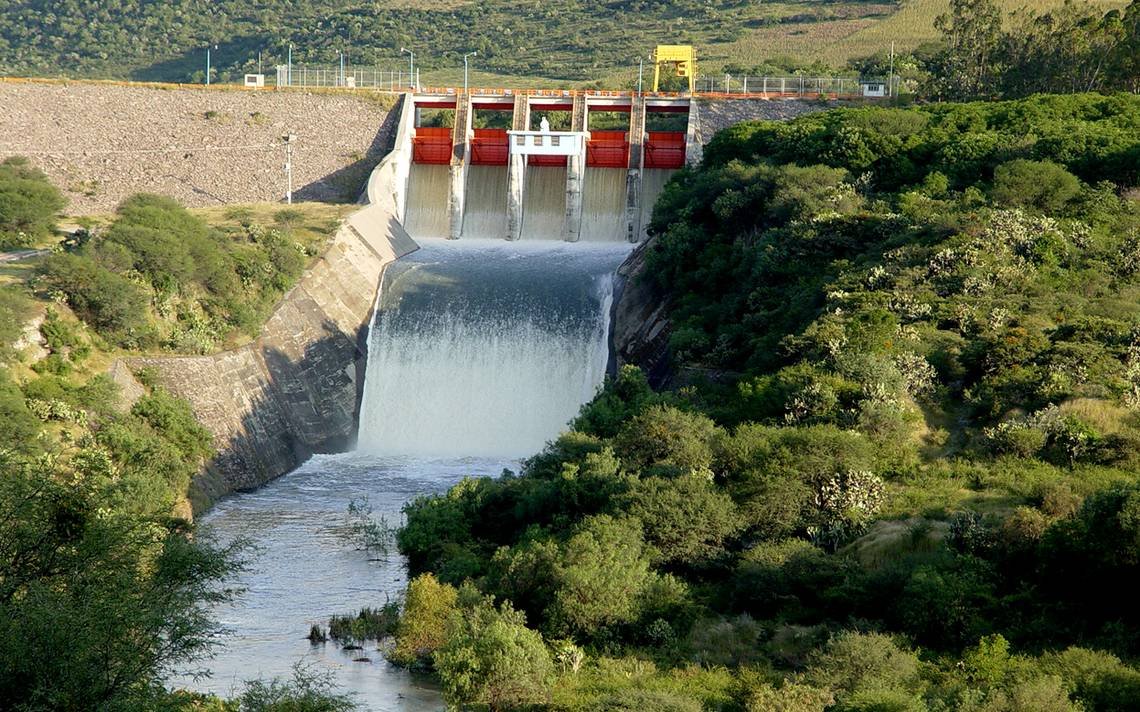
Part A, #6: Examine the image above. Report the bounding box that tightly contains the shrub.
[805,631,922,697]
[549,515,653,637]
[391,574,458,668]
[621,474,741,565]
[992,159,1081,214]
[596,688,704,712]
[613,405,721,477]
[0,157,65,249]
[434,598,554,711]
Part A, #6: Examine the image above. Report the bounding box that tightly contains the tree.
[613,405,720,478]
[0,157,65,249]
[991,160,1081,215]
[391,574,458,669]
[621,474,741,565]
[434,598,554,711]
[0,452,243,708]
[548,515,652,637]
[932,0,1004,99]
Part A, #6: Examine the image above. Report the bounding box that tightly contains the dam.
[402,91,695,242]
[172,92,668,706]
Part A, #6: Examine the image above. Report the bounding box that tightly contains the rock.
[612,236,672,388]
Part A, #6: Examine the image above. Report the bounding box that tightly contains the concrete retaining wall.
[124,95,419,511]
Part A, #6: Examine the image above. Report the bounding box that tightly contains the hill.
[0,0,1122,86]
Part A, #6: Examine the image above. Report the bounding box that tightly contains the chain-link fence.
[274,65,414,90]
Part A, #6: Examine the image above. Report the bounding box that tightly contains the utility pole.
[401,47,414,90]
[638,58,643,95]
[338,49,345,87]
[463,51,478,94]
[888,42,896,98]
[258,50,262,75]
[205,45,213,85]
[287,43,293,87]
[283,134,297,204]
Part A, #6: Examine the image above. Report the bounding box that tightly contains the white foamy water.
[358,238,630,457]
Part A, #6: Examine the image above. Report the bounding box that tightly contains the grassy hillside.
[0,0,1119,85]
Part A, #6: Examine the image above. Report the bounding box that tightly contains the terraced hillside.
[0,0,1122,85]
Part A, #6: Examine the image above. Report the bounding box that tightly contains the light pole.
[282,134,297,204]
[400,47,414,90]
[287,43,293,87]
[205,45,217,85]
[338,49,345,87]
[638,57,644,95]
[463,51,477,94]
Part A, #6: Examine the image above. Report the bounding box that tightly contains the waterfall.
[357,239,631,458]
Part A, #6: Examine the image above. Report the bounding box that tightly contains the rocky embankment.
[612,237,672,388]
[0,80,398,213]
[696,97,835,144]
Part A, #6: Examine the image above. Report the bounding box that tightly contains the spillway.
[520,166,568,241]
[461,165,508,239]
[404,164,450,239]
[580,167,628,243]
[358,238,630,457]
[179,236,631,709]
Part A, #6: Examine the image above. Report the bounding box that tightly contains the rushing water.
[173,238,631,710]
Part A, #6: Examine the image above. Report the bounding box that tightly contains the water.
[359,239,630,457]
[173,237,631,709]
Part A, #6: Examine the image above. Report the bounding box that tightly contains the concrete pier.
[562,95,588,242]
[625,97,646,243]
[448,93,473,240]
[506,94,529,241]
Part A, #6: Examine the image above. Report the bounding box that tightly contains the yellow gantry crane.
[651,45,696,93]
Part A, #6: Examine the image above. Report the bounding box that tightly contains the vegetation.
[0,165,357,709]
[0,157,65,250]
[35,195,341,352]
[391,93,1140,710]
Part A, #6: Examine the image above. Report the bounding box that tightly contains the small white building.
[860,80,887,98]
[244,74,265,88]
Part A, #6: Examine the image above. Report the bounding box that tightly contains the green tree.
[0,452,243,708]
[991,160,1081,214]
[931,0,1004,99]
[549,515,652,636]
[621,474,741,565]
[434,598,554,712]
[0,157,64,249]
[392,574,458,668]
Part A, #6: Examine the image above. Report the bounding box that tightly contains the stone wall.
[695,98,836,147]
[0,80,399,214]
[121,95,418,512]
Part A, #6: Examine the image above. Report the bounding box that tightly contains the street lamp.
[400,47,414,90]
[282,134,297,204]
[205,44,218,85]
[463,51,477,94]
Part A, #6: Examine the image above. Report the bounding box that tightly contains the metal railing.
[694,75,888,97]
[274,64,413,90]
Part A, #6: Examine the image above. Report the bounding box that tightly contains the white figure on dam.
[539,116,550,132]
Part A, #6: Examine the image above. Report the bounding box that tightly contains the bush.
[613,405,721,477]
[391,574,458,668]
[621,474,741,565]
[596,688,704,712]
[434,598,554,711]
[992,159,1081,214]
[805,631,922,697]
[549,515,653,637]
[0,157,64,249]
